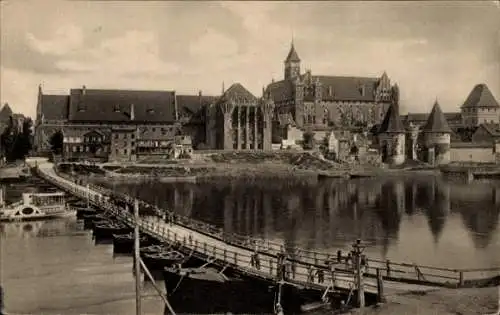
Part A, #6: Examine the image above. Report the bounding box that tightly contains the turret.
[377,102,405,165]
[284,40,301,81]
[421,99,451,165]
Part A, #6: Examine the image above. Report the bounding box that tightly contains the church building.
[265,41,400,134]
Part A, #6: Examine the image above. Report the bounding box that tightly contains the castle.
[377,99,452,166]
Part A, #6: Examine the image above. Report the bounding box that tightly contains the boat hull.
[0,210,76,222]
[163,267,276,314]
[112,234,155,254]
[93,224,133,239]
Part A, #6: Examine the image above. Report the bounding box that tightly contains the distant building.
[420,100,452,165]
[471,123,500,143]
[461,84,500,127]
[205,83,274,150]
[34,85,218,161]
[265,41,399,136]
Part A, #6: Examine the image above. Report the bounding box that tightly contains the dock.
[31,160,500,302]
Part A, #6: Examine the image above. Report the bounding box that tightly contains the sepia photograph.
[0,1,499,314]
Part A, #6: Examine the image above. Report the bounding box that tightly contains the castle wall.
[423,132,451,165]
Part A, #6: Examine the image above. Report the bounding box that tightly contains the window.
[124,148,128,155]
[131,134,135,139]
[114,134,118,139]
[152,127,156,132]
[131,141,135,147]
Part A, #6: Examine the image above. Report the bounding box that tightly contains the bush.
[302,131,315,150]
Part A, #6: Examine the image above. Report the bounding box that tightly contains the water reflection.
[108,175,500,268]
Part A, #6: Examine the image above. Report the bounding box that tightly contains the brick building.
[35,85,215,161]
[205,83,274,150]
[265,41,399,136]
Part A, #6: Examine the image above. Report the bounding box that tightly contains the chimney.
[82,85,86,95]
[199,90,202,97]
[222,81,225,94]
[130,103,135,121]
[38,84,43,95]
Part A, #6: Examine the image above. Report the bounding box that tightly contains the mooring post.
[134,199,141,315]
[376,268,385,303]
[352,239,365,308]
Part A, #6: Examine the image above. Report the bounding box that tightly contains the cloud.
[189,28,239,59]
[55,30,180,77]
[25,25,84,56]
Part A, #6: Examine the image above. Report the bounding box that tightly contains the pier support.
[134,199,141,315]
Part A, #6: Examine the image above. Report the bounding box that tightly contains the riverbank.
[345,286,499,315]
[91,152,439,182]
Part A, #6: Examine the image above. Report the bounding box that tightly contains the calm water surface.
[108,175,500,269]
[1,213,164,314]
[2,175,500,314]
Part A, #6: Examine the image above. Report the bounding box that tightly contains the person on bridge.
[316,268,325,283]
[337,249,342,263]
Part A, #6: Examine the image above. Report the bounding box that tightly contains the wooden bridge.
[32,160,499,301]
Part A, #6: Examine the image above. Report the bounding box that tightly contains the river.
[104,174,500,270]
[1,174,499,314]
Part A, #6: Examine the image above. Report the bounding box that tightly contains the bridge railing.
[41,165,499,289]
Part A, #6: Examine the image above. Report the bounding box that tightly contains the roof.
[266,75,387,103]
[402,112,462,125]
[177,94,218,124]
[378,103,405,134]
[40,95,69,121]
[285,43,300,63]
[422,101,452,133]
[68,88,177,123]
[0,103,13,121]
[176,95,217,115]
[476,123,500,137]
[461,84,500,109]
[220,83,258,105]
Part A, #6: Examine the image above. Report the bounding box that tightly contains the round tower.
[422,100,451,165]
[377,103,406,165]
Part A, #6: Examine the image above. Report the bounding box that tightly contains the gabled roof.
[176,95,217,115]
[220,83,258,105]
[461,84,500,109]
[0,103,13,121]
[40,95,69,121]
[285,43,300,63]
[68,88,177,123]
[476,123,500,137]
[378,103,404,134]
[422,100,452,133]
[266,75,388,103]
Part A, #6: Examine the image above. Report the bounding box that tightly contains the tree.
[49,131,64,155]
[0,116,33,162]
[302,130,315,150]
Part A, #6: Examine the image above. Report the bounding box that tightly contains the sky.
[1,1,499,118]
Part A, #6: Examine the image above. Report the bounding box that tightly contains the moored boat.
[162,266,276,314]
[93,222,132,239]
[83,213,112,229]
[0,191,74,222]
[112,233,154,253]
[142,250,185,270]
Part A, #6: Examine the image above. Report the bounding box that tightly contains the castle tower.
[377,103,406,165]
[284,40,301,81]
[422,99,452,165]
[406,123,420,160]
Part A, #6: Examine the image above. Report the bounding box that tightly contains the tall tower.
[284,40,301,81]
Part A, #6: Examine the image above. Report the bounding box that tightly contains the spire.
[284,40,300,63]
[422,99,452,133]
[378,103,405,134]
[222,81,225,94]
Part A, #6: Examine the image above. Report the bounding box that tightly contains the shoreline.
[82,162,442,184]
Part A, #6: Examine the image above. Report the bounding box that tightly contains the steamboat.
[0,190,73,222]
